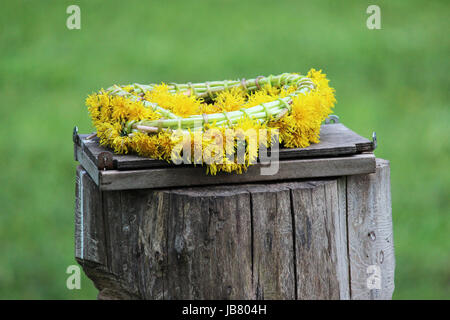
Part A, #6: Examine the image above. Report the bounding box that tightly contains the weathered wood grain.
[75,158,394,300]
[75,136,377,192]
[289,180,349,299]
[346,159,395,299]
[75,143,100,186]
[75,166,105,265]
[136,190,170,299]
[74,123,377,191]
[336,177,351,299]
[75,166,139,299]
[98,153,376,191]
[164,187,253,299]
[248,185,296,299]
[77,171,381,299]
[76,123,374,171]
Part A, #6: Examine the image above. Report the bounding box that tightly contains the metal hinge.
[372,132,377,150]
[97,151,114,171]
[73,126,80,145]
[325,115,339,124]
[73,126,80,161]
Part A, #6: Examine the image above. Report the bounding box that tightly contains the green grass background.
[0,0,448,299]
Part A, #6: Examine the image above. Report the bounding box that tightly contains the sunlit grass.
[0,0,448,299]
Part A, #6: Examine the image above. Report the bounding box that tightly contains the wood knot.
[379,250,384,264]
[174,235,184,255]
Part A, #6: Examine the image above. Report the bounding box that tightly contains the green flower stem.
[133,92,294,129]
[141,101,178,119]
[103,73,315,134]
[132,103,287,131]
[111,73,313,100]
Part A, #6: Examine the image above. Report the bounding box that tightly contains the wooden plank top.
[98,153,376,191]
[75,123,374,171]
[74,123,376,190]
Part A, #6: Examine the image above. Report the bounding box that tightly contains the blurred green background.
[0,0,448,299]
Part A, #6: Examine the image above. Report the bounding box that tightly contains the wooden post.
[75,159,394,300]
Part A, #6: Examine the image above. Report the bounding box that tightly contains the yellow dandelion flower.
[144,84,203,117]
[85,71,336,175]
[214,87,246,112]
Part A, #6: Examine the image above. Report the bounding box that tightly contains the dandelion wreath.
[86,69,336,174]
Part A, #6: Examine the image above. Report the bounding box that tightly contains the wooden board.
[75,159,394,300]
[346,159,395,299]
[98,154,376,191]
[75,168,351,299]
[74,123,376,190]
[75,123,374,170]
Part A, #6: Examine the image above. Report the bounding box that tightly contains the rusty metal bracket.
[73,126,80,161]
[97,151,114,171]
[325,115,339,124]
[372,132,377,150]
[73,126,80,145]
